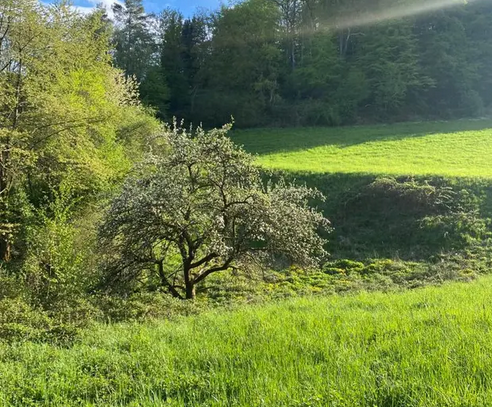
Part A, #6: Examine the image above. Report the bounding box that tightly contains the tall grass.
[232,119,492,177]
[2,276,492,406]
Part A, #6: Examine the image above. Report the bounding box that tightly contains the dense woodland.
[0,0,161,318]
[112,0,492,127]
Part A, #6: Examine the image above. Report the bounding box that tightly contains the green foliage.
[0,299,53,342]
[111,0,492,127]
[1,0,491,359]
[356,20,431,117]
[196,0,282,127]
[0,295,102,344]
[21,176,96,305]
[0,0,162,335]
[0,0,159,266]
[415,9,482,118]
[291,173,492,261]
[139,67,170,119]
[227,121,492,290]
[112,0,156,82]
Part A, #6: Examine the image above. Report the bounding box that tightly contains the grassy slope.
[2,277,492,406]
[232,119,492,177]
[4,120,492,406]
[233,120,492,263]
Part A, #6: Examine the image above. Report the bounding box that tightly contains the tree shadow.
[232,119,492,156]
[274,171,492,262]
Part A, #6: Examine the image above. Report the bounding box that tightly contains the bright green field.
[3,277,492,406]
[4,120,492,406]
[232,119,492,177]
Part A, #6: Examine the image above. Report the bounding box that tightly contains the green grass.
[3,120,492,406]
[2,276,492,406]
[232,119,492,177]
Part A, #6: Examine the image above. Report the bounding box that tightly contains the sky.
[146,0,223,16]
[45,0,224,17]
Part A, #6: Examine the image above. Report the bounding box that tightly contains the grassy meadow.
[232,119,492,177]
[233,119,492,265]
[3,119,492,406]
[2,276,492,406]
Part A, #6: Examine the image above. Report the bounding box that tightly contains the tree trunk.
[183,264,196,300]
[185,282,196,300]
[0,238,10,262]
[0,150,11,263]
[0,59,23,263]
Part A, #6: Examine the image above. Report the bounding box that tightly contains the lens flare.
[317,0,475,31]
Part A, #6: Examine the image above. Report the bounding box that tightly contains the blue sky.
[45,0,224,17]
[145,0,223,16]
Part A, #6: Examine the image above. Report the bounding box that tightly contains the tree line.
[111,0,492,128]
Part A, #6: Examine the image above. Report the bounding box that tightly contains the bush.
[94,292,206,323]
[0,299,53,342]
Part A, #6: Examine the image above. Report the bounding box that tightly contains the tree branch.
[189,252,217,269]
[193,257,234,285]
[156,259,183,299]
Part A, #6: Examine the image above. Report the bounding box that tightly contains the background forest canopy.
[112,0,492,128]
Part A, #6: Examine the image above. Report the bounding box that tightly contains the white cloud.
[40,0,122,18]
[82,0,123,18]
[73,5,95,15]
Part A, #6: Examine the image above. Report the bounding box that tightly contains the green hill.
[232,119,492,178]
[230,120,492,284]
[3,120,492,407]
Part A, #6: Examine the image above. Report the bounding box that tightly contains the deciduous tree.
[99,124,330,299]
[0,0,158,264]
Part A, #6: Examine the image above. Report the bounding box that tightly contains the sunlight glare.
[314,0,474,31]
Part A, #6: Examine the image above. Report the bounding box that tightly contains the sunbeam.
[317,0,475,31]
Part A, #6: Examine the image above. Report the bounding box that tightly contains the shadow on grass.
[232,119,492,155]
[273,171,492,262]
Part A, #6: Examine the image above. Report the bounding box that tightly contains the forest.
[112,0,492,127]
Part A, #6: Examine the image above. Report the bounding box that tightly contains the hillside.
[2,276,492,406]
[232,119,492,178]
[231,120,492,291]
